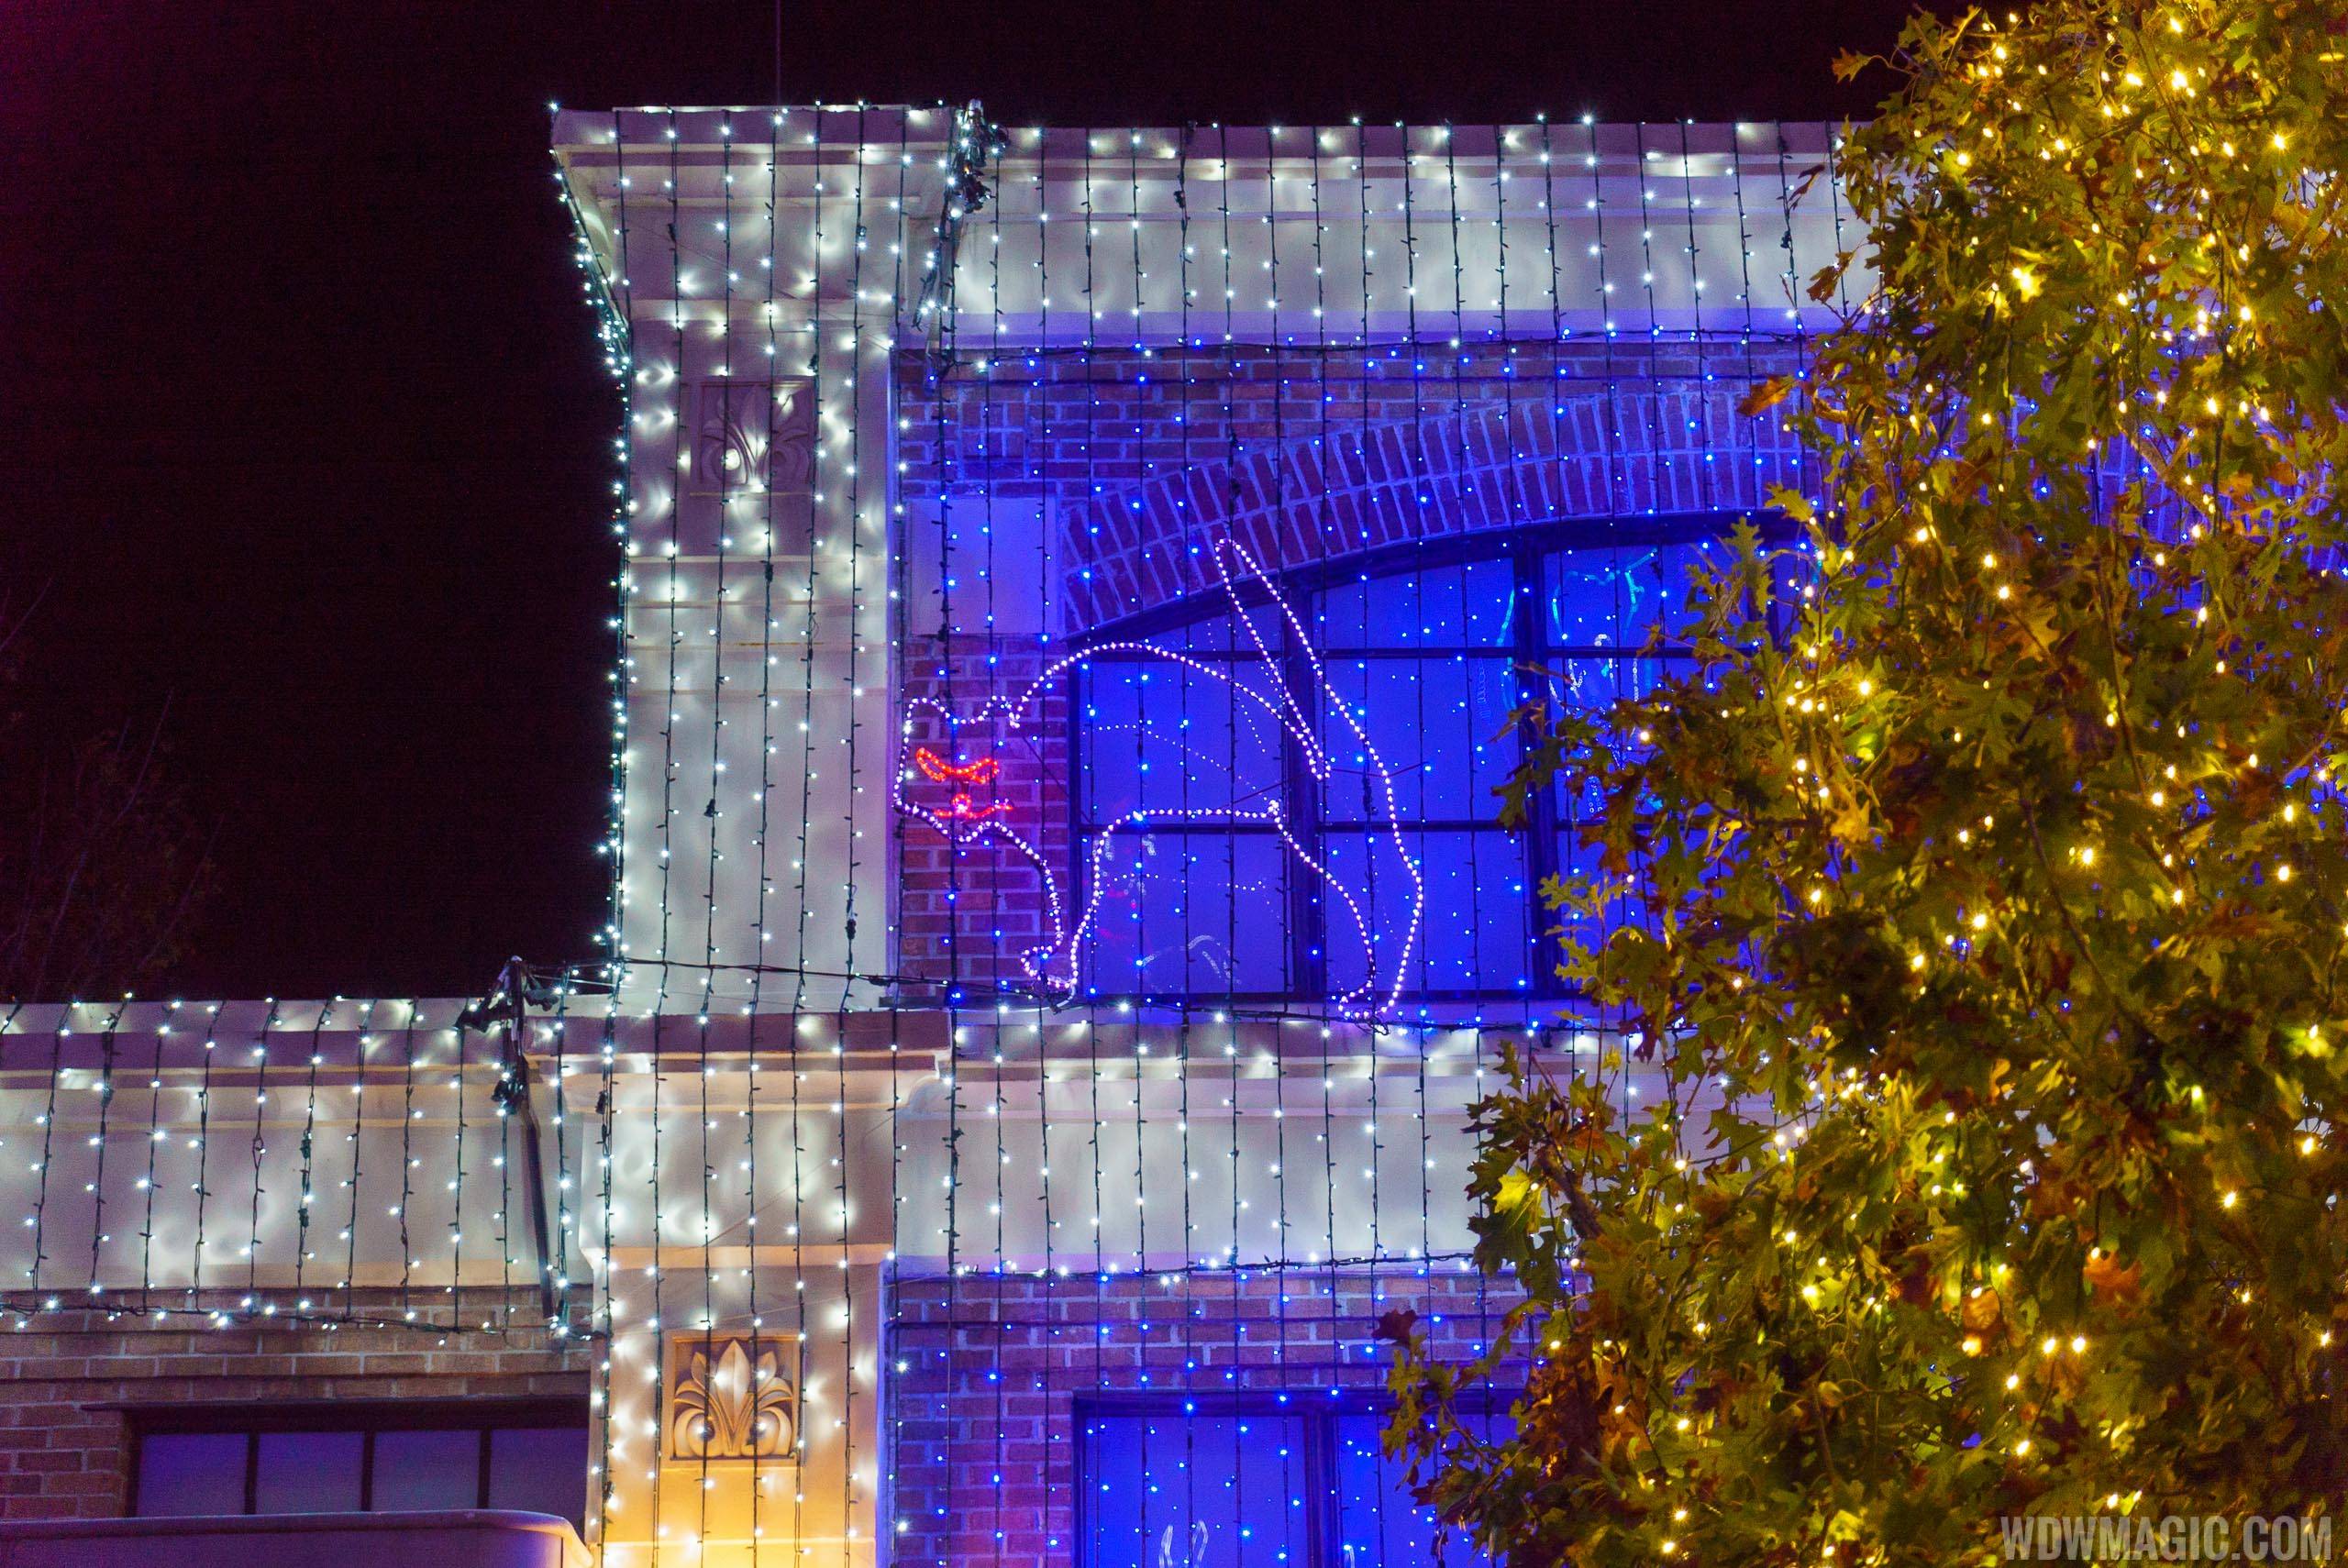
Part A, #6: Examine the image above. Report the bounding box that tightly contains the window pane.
[253,1430,363,1515]
[1333,1410,1512,1568]
[1082,831,1290,996]
[488,1427,589,1527]
[1317,827,1438,1000]
[1080,660,1286,821]
[1320,657,1520,823]
[371,1428,481,1512]
[1545,541,1731,650]
[1319,559,1515,650]
[1080,1413,1313,1568]
[1417,834,1532,994]
[1531,654,1695,715]
[136,1432,249,1517]
[1324,831,1531,997]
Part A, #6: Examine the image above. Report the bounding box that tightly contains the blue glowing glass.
[1080,1413,1313,1568]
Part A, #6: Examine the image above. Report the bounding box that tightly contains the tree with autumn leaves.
[1390,1,2348,1561]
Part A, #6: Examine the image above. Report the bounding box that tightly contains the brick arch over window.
[1052,339,1813,631]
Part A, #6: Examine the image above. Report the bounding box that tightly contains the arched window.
[1069,513,1777,1010]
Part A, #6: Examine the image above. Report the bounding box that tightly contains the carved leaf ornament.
[669,1336,796,1461]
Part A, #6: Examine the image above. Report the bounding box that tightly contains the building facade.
[0,106,1859,1568]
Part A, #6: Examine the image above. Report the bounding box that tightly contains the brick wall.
[0,1288,590,1521]
[883,1266,1526,1568]
[896,639,1073,999]
[889,337,1810,991]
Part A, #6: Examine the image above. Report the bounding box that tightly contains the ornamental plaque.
[663,1332,797,1463]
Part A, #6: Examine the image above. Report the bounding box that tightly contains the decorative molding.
[663,1332,797,1463]
[691,378,815,497]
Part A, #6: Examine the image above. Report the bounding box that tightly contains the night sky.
[3,0,1919,1001]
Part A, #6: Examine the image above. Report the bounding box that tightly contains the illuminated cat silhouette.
[896,535,1423,1020]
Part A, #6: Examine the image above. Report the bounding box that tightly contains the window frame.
[1071,1389,1515,1568]
[119,1396,590,1522]
[1067,510,1788,1005]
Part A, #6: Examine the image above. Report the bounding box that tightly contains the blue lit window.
[1078,1397,1512,1568]
[1071,517,1765,1001]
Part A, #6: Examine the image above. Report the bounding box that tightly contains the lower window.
[128,1397,589,1529]
[1078,1397,1509,1568]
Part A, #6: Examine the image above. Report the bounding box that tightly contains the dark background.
[0,0,1919,1000]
